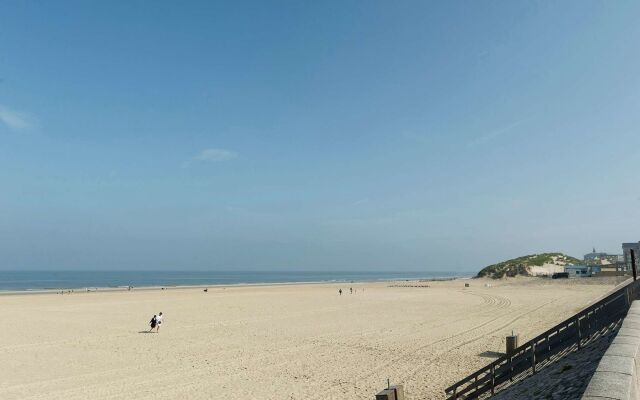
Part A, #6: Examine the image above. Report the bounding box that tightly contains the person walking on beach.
[339,289,342,296]
[149,314,157,332]
[350,287,353,294]
[155,312,163,332]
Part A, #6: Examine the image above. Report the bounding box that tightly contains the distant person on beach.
[350,287,352,294]
[149,314,157,332]
[339,289,342,296]
[156,312,163,332]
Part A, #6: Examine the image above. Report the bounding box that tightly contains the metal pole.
[632,249,637,282]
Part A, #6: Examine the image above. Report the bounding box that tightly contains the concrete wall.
[582,302,640,400]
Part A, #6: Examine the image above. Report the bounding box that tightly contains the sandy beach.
[0,277,625,400]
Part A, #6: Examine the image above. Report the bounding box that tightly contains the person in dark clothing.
[149,314,157,332]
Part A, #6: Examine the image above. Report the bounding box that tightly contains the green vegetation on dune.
[477,253,581,279]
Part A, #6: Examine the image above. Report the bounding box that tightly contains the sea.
[0,270,472,291]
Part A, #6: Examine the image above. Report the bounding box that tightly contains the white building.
[565,265,599,277]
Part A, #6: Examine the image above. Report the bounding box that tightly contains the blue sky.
[1,1,639,271]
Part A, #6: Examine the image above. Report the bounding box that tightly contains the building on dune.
[564,265,600,277]
[583,248,620,265]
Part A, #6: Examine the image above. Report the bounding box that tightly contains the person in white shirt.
[156,312,163,332]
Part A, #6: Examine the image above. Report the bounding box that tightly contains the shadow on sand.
[478,351,504,358]
[138,331,155,334]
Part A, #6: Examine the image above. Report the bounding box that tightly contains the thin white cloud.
[0,105,35,131]
[351,198,370,207]
[183,148,238,168]
[468,118,530,146]
[195,148,238,162]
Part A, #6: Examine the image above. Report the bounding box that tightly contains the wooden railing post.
[577,318,582,350]
[490,364,495,395]
[626,287,631,308]
[509,355,513,382]
[545,333,550,361]
[531,343,536,374]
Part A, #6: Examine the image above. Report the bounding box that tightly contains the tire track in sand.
[315,290,515,399]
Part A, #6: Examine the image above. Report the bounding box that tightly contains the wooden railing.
[444,278,640,400]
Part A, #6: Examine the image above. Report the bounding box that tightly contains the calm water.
[0,270,471,291]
